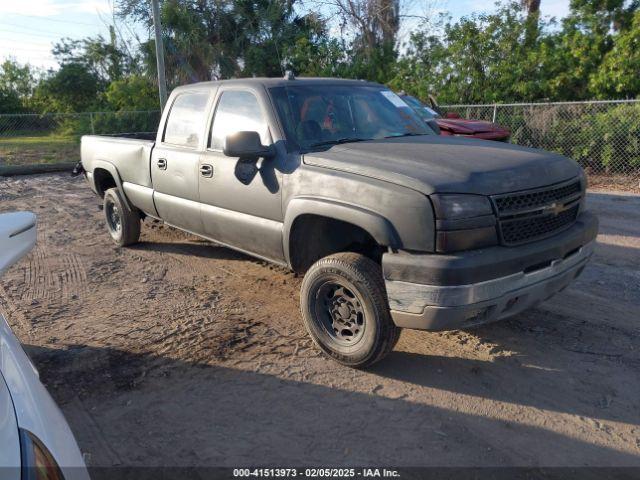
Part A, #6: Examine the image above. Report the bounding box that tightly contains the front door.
[198,87,284,262]
[151,90,210,234]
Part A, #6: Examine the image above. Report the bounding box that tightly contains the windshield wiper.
[308,137,369,148]
[383,132,428,139]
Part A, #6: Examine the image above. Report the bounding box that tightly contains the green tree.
[318,0,404,83]
[33,62,103,113]
[0,60,38,99]
[0,88,22,113]
[105,74,158,110]
[0,59,39,112]
[118,0,332,84]
[521,0,541,46]
[590,11,640,98]
[52,31,131,83]
[392,2,551,104]
[543,0,639,100]
[390,0,640,103]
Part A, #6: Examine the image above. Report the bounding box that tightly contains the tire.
[300,252,401,368]
[103,187,141,247]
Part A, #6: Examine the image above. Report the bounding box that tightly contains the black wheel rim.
[315,280,366,346]
[105,199,122,234]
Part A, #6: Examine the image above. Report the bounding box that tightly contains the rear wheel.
[300,252,400,368]
[104,187,140,247]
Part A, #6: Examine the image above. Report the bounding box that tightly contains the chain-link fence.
[0,111,160,167]
[442,99,640,189]
[1,102,639,189]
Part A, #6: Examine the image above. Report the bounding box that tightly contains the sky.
[443,0,570,22]
[0,0,572,71]
[0,0,144,70]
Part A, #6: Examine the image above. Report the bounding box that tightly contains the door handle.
[200,164,213,178]
[157,158,167,170]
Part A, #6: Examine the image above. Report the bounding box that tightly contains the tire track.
[0,282,32,339]
[21,238,88,301]
[21,248,87,300]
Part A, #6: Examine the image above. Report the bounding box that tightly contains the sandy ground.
[0,173,639,468]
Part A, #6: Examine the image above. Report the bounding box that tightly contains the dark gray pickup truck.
[80,77,598,367]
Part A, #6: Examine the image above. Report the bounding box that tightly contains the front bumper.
[383,211,598,331]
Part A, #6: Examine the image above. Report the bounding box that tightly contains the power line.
[0,28,70,39]
[0,20,109,37]
[0,37,55,47]
[5,13,104,27]
[0,55,56,61]
[0,46,54,53]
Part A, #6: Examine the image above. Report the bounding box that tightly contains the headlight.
[19,429,65,480]
[578,168,588,190]
[431,194,493,219]
[578,169,588,210]
[430,194,497,253]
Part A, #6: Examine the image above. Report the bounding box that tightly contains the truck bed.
[96,132,157,141]
[81,133,156,190]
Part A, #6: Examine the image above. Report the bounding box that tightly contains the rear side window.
[163,92,210,148]
[210,91,269,150]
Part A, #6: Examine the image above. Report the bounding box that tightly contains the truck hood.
[303,135,581,195]
[437,118,507,134]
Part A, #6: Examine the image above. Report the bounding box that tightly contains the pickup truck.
[79,76,598,368]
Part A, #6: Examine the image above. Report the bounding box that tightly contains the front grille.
[494,181,581,214]
[492,180,582,245]
[500,204,579,244]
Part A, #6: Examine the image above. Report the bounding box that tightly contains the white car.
[0,212,89,480]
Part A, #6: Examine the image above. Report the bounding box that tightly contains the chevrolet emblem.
[545,202,564,215]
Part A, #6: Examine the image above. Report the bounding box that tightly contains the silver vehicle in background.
[0,212,89,480]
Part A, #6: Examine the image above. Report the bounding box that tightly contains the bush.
[477,102,640,175]
[105,76,158,111]
[92,111,160,134]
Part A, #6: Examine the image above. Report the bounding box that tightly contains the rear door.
[198,86,284,262]
[151,90,211,234]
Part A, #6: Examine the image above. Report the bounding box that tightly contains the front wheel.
[103,187,140,247]
[300,252,400,368]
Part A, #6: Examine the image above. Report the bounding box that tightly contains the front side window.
[269,85,434,150]
[163,92,210,148]
[210,91,269,150]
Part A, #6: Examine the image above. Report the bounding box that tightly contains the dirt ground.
[589,174,640,194]
[0,173,639,468]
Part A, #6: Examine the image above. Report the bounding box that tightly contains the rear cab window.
[163,92,210,148]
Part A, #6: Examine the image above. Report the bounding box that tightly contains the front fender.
[283,197,401,267]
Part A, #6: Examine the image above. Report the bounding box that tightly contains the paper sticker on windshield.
[380,90,408,108]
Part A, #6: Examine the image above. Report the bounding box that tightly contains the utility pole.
[151,0,167,111]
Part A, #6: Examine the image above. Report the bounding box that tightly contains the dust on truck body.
[79,76,598,367]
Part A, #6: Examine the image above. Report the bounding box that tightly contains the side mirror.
[445,112,461,119]
[223,131,274,159]
[0,212,37,278]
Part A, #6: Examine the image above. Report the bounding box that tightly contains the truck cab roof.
[171,77,383,93]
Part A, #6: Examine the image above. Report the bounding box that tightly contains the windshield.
[269,85,435,150]
[401,95,441,121]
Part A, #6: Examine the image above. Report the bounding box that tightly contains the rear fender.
[91,160,132,211]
